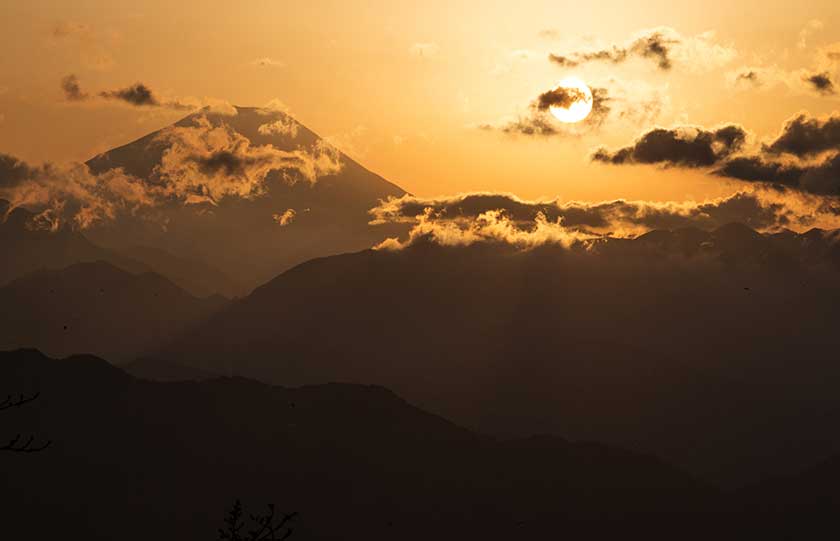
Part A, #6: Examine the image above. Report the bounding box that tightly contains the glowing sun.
[549,77,593,123]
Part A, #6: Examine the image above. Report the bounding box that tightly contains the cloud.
[370,190,837,250]
[535,86,589,111]
[258,117,300,138]
[483,86,611,137]
[598,113,840,196]
[822,43,840,63]
[592,124,747,167]
[409,42,439,58]
[763,112,840,157]
[272,209,296,226]
[250,57,284,68]
[713,157,805,188]
[715,153,840,196]
[0,154,156,230]
[0,115,343,229]
[798,19,824,50]
[734,70,761,86]
[549,27,735,72]
[153,115,342,204]
[99,82,160,106]
[728,53,840,96]
[60,74,89,101]
[63,77,194,110]
[803,71,836,95]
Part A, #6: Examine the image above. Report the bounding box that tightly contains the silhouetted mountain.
[121,357,220,382]
[0,349,720,541]
[160,228,840,485]
[84,106,408,289]
[113,244,244,298]
[0,262,226,361]
[0,202,149,284]
[0,201,241,297]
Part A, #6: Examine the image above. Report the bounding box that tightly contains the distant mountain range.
[157,224,840,485]
[0,261,225,362]
[5,348,838,541]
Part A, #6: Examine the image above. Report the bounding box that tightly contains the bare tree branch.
[0,434,52,453]
[0,392,41,411]
[219,500,297,541]
[1,392,51,453]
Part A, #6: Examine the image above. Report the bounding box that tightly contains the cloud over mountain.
[0,114,343,229]
[369,189,836,249]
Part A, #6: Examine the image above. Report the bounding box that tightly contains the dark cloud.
[100,83,160,107]
[60,74,88,101]
[714,157,804,187]
[735,70,760,86]
[716,154,840,196]
[595,113,840,196]
[486,86,611,137]
[592,125,747,167]
[535,87,588,111]
[60,76,176,109]
[0,153,36,187]
[548,54,579,68]
[483,116,559,137]
[804,72,836,95]
[549,30,678,71]
[188,150,284,179]
[764,113,840,157]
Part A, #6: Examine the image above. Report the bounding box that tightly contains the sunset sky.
[1,0,839,203]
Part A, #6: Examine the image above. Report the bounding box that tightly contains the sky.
[1,0,839,204]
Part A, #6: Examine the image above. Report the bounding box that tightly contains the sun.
[549,77,594,124]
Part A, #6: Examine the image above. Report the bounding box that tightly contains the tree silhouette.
[219,499,297,541]
[1,392,51,453]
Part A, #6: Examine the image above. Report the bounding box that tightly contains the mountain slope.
[159,226,840,485]
[112,244,244,298]
[84,106,408,289]
[0,262,226,361]
[0,201,241,297]
[0,202,149,284]
[0,349,719,541]
[121,357,220,381]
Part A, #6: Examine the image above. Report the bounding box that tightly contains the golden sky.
[1,0,839,203]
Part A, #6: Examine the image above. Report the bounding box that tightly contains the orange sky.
[1,0,839,202]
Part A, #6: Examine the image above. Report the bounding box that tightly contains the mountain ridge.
[157,225,840,485]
